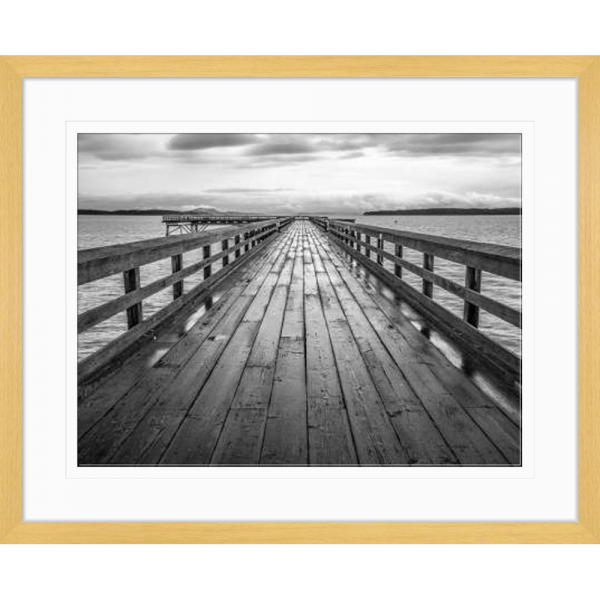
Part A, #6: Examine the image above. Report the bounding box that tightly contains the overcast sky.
[78,133,521,214]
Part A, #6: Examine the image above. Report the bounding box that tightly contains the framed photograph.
[1,56,597,543]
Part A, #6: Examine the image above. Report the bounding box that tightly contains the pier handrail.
[161,214,279,223]
[78,218,291,382]
[312,217,521,384]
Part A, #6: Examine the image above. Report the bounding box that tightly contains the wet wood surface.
[78,220,520,466]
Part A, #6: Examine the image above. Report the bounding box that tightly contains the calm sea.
[78,215,521,361]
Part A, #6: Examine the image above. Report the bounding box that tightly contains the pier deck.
[78,220,520,466]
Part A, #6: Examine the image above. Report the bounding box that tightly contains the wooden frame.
[0,56,597,544]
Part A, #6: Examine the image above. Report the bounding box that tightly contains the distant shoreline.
[79,209,184,216]
[78,209,254,216]
[363,208,521,216]
[78,207,522,217]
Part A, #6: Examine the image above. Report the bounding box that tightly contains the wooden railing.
[78,218,291,383]
[312,217,522,384]
[162,214,281,223]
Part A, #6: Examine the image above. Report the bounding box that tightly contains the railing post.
[377,235,384,265]
[123,267,143,329]
[203,244,211,280]
[251,229,256,248]
[365,234,371,258]
[222,239,229,267]
[234,234,241,258]
[171,254,183,299]
[464,266,482,327]
[356,231,361,253]
[422,253,434,297]
[394,245,403,278]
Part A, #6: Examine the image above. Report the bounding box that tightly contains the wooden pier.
[78,217,521,466]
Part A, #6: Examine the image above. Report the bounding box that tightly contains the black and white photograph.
[77,132,522,466]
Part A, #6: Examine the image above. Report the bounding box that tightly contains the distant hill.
[363,207,521,216]
[78,207,259,216]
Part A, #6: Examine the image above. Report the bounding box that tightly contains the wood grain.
[78,221,520,466]
[578,57,600,543]
[2,522,598,544]
[1,55,597,78]
[0,57,23,542]
[1,55,598,544]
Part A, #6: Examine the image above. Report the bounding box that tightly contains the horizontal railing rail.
[78,218,292,382]
[312,217,522,384]
[161,214,280,223]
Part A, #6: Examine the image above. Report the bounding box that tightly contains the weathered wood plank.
[245,286,289,367]
[422,253,434,298]
[261,338,308,465]
[210,373,272,466]
[464,407,521,465]
[78,338,173,440]
[78,227,290,437]
[280,260,304,340]
[123,267,142,328]
[303,226,357,465]
[308,234,409,466]
[308,229,458,465]
[314,231,433,366]
[211,230,300,465]
[400,363,509,465]
[171,254,183,299]
[80,250,288,464]
[107,296,256,465]
[211,408,268,466]
[160,231,296,465]
[321,229,522,439]
[412,357,520,461]
[260,230,308,465]
[319,308,410,465]
[78,293,238,440]
[155,231,289,370]
[78,367,176,465]
[221,239,229,267]
[78,231,285,384]
[326,235,521,387]
[158,321,260,465]
[80,221,520,467]
[312,224,520,464]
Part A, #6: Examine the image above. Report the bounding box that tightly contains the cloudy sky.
[78,133,521,214]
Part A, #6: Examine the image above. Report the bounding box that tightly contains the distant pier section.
[162,214,356,235]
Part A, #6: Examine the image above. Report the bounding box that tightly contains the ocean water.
[78,215,521,361]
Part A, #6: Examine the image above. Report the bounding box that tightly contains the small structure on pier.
[163,214,283,236]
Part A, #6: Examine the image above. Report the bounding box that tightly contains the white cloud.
[78,133,522,213]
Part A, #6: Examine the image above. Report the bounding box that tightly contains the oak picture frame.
[0,55,597,544]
